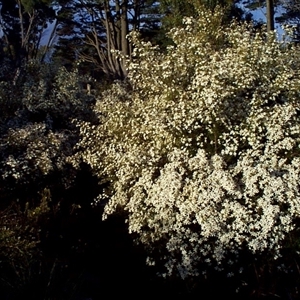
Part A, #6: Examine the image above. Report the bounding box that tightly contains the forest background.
[1,0,300,299]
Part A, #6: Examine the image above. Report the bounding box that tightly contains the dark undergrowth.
[1,166,300,300]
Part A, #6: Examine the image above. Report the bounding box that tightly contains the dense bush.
[74,8,300,279]
[0,61,96,192]
[0,60,98,295]
[0,189,51,291]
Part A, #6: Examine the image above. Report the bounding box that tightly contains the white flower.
[75,7,300,278]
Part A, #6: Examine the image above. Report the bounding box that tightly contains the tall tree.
[0,0,56,67]
[54,0,161,80]
[266,0,275,31]
[244,0,300,41]
[244,0,299,33]
[159,0,249,36]
[277,0,300,42]
[157,0,249,49]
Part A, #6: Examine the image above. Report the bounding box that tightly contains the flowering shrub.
[21,61,95,122]
[1,122,68,181]
[0,61,95,192]
[74,8,300,279]
[0,60,102,295]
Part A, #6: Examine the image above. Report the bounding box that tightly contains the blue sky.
[0,2,289,47]
[242,3,286,38]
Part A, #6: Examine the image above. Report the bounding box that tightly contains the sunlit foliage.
[74,7,300,279]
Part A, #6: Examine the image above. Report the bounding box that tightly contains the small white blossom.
[75,7,300,278]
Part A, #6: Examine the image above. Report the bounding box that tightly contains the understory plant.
[0,60,96,193]
[0,188,51,291]
[0,59,99,296]
[73,7,300,280]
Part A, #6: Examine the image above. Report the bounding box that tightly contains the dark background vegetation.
[1,0,300,299]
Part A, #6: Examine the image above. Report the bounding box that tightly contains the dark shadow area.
[1,165,300,300]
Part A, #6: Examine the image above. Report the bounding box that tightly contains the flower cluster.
[75,8,300,278]
[1,122,66,181]
[0,61,95,190]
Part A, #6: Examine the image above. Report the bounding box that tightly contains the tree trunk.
[266,0,275,31]
[121,0,129,56]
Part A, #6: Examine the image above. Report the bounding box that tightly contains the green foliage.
[21,0,39,12]
[0,58,97,202]
[160,0,246,30]
[276,0,300,42]
[0,188,51,290]
[54,0,162,80]
[0,0,56,64]
[156,1,250,49]
[0,58,101,297]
